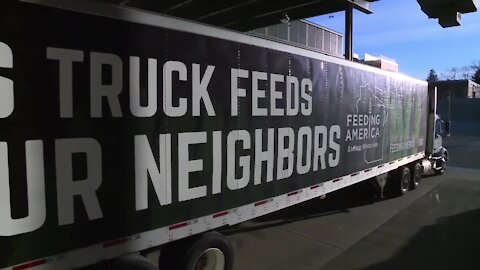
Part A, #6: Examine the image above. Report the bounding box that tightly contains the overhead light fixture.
[417,0,478,27]
[280,12,290,24]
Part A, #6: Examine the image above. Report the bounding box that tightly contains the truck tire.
[159,231,233,270]
[434,152,448,175]
[410,162,423,190]
[387,167,411,197]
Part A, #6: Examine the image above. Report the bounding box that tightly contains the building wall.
[431,80,480,101]
[251,20,343,57]
[363,59,399,72]
[438,98,480,135]
[468,80,480,98]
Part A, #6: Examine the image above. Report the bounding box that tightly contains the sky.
[308,0,480,80]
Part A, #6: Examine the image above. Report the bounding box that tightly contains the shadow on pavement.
[222,135,478,237]
[361,208,480,270]
[222,182,382,235]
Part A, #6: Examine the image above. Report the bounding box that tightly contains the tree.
[460,66,473,80]
[470,60,480,70]
[442,67,459,81]
[426,69,439,83]
[472,68,480,84]
[470,60,480,84]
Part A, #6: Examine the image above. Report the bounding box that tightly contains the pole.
[345,2,353,61]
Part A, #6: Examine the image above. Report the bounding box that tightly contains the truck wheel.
[410,162,423,190]
[159,231,233,270]
[434,153,448,175]
[387,167,411,197]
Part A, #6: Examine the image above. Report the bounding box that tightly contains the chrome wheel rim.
[401,174,410,191]
[414,166,422,186]
[441,157,447,170]
[194,248,225,270]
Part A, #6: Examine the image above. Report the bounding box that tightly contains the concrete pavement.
[318,167,480,270]
[226,134,480,270]
[227,171,450,270]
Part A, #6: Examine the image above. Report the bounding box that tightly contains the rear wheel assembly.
[159,231,233,270]
[386,166,411,197]
[410,162,423,190]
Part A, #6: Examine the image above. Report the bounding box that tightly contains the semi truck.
[0,1,449,269]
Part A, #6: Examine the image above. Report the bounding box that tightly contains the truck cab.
[431,114,449,174]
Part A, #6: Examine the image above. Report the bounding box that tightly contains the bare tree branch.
[441,67,459,81]
[460,66,473,80]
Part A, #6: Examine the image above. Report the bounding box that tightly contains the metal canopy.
[94,0,377,31]
[417,0,478,27]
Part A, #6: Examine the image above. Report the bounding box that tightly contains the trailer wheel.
[159,231,233,270]
[387,167,411,197]
[410,162,423,190]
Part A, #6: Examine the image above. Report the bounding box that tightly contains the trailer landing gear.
[372,173,388,199]
[159,231,233,270]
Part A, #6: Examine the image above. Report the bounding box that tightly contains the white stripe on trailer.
[3,152,424,270]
